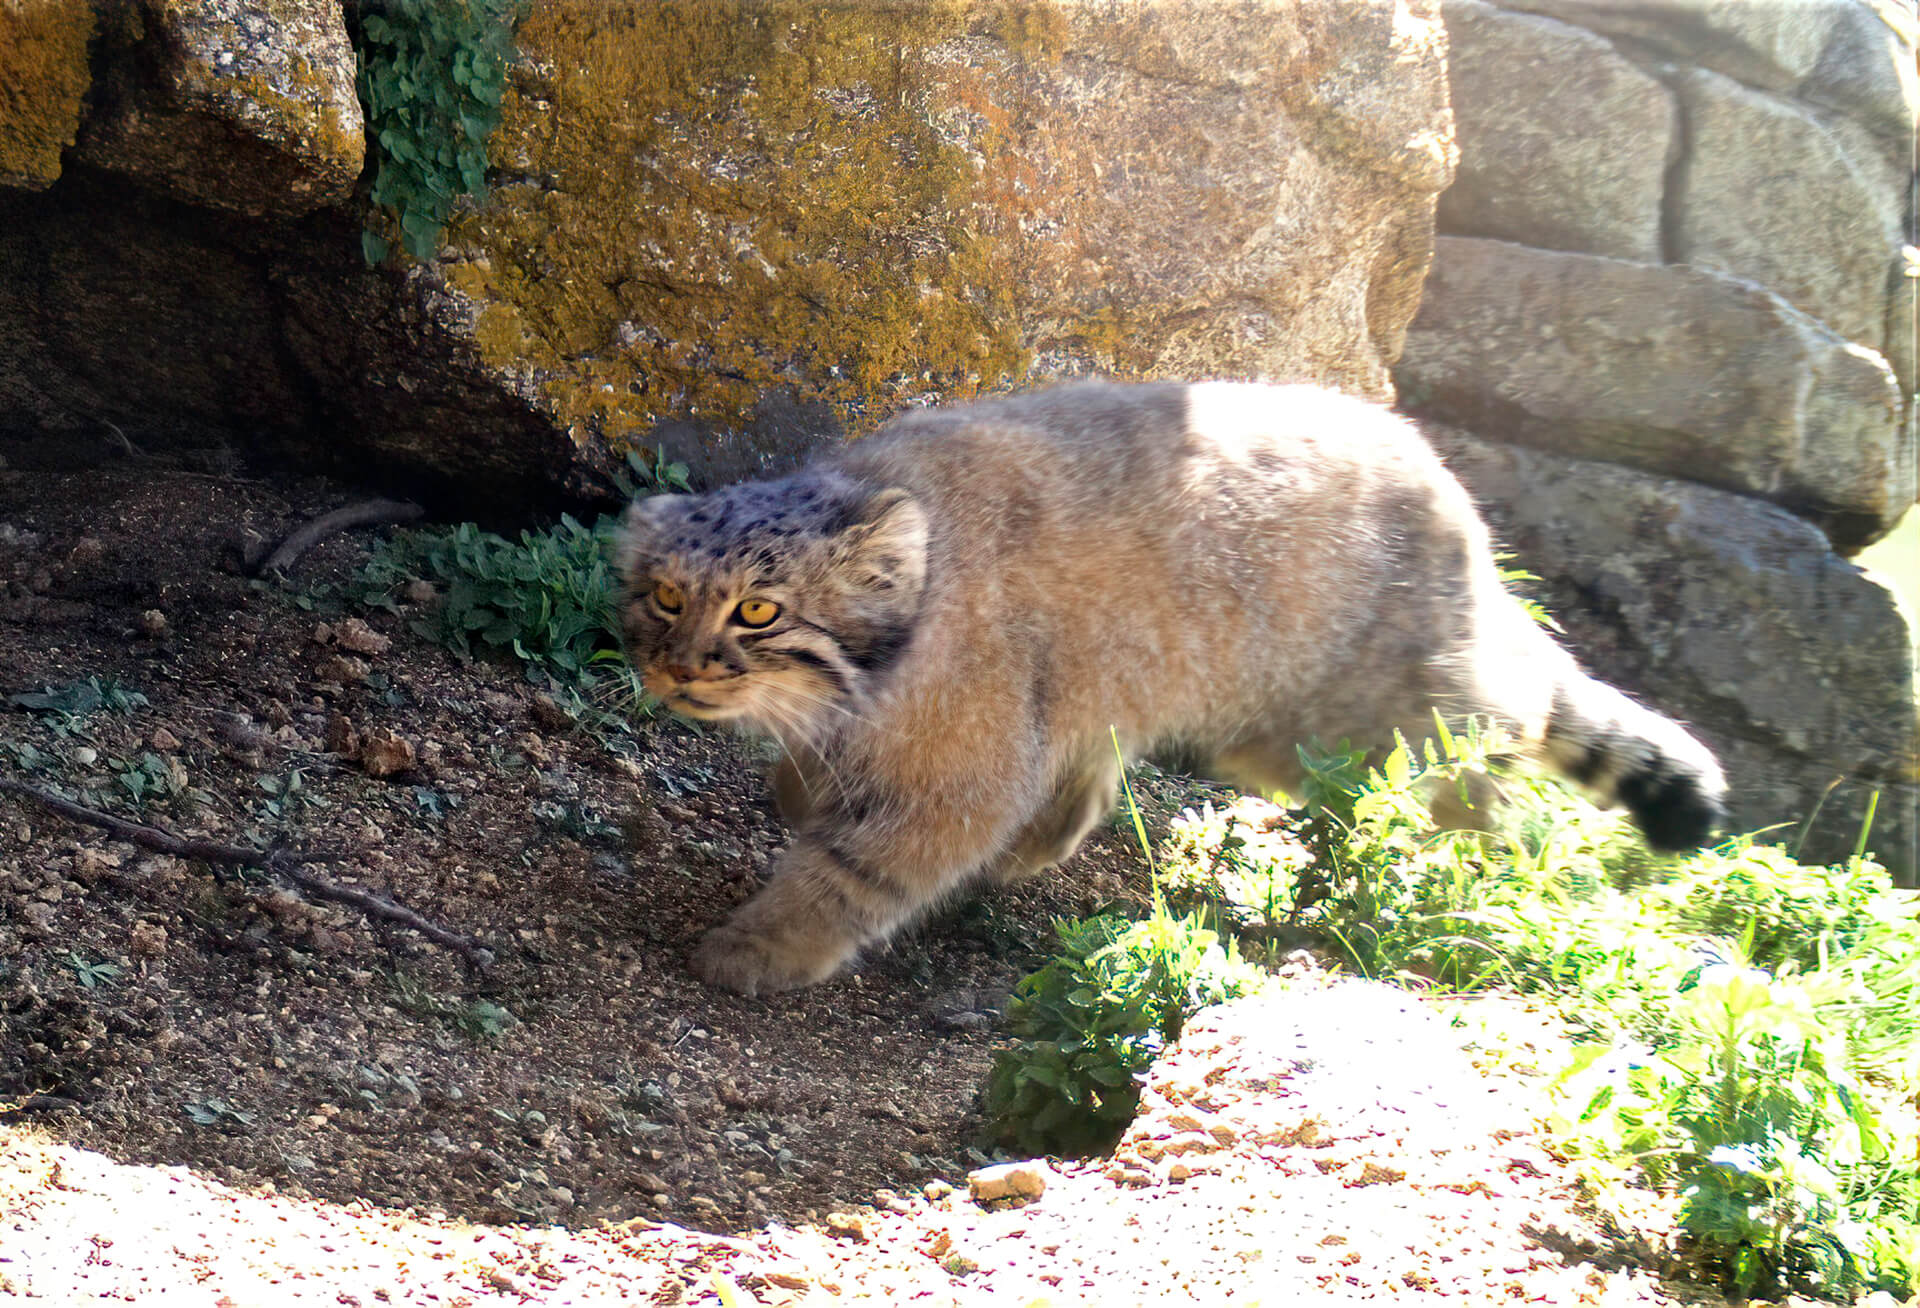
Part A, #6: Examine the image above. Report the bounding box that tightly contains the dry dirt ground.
[0,458,1736,1304]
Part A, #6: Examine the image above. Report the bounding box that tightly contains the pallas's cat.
[617,382,1726,994]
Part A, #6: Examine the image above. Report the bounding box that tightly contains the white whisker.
[760,700,853,805]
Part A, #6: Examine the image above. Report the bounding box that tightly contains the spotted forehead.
[637,477,849,573]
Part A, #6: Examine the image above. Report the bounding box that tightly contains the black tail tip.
[1618,761,1728,854]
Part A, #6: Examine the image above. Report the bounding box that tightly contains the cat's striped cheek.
[776,646,850,691]
[741,656,858,738]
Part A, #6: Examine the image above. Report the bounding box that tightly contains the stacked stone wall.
[1399,0,1918,875]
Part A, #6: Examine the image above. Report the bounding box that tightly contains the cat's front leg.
[692,833,920,995]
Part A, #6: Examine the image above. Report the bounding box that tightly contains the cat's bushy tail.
[1540,673,1729,853]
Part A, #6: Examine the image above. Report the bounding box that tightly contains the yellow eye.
[652,579,684,614]
[735,599,780,628]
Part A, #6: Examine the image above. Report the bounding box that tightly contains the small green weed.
[610,445,694,501]
[387,969,517,1043]
[183,1097,254,1128]
[455,998,517,1041]
[9,676,148,731]
[1496,553,1564,634]
[981,906,1261,1156]
[65,953,122,989]
[255,767,331,824]
[111,751,191,816]
[353,0,522,263]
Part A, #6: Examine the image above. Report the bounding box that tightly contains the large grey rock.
[1,0,1455,507]
[1398,237,1910,551]
[1437,0,1673,261]
[72,0,363,217]
[1797,0,1919,167]
[1506,3,1897,99]
[1430,425,1919,877]
[1672,69,1904,364]
[1507,0,1917,175]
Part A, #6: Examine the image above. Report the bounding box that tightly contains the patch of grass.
[1160,728,1920,1301]
[982,734,1262,1156]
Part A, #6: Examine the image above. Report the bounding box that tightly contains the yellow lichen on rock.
[447,0,1037,446]
[435,0,1453,462]
[71,0,362,215]
[217,60,365,195]
[0,0,95,191]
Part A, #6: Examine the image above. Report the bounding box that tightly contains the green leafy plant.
[9,675,147,718]
[256,766,331,823]
[1555,943,1912,1299]
[359,514,650,723]
[65,953,122,989]
[9,676,148,734]
[353,0,521,263]
[386,969,517,1043]
[456,998,517,1041]
[610,446,694,501]
[183,1097,254,1128]
[1162,722,1920,1299]
[111,751,189,816]
[981,906,1261,1156]
[982,740,1263,1155]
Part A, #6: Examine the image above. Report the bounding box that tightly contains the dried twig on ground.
[0,776,494,970]
[248,498,425,577]
[0,1093,81,1120]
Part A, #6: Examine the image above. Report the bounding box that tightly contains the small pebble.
[969,1161,1049,1203]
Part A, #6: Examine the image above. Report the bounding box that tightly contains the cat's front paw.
[691,922,850,996]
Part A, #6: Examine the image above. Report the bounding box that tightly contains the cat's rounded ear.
[836,488,928,594]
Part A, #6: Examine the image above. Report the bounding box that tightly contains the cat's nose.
[663,661,698,683]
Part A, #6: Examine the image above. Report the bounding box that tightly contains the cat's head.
[615,472,929,739]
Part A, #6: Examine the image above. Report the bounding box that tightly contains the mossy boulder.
[0,0,1451,506]
[0,0,95,192]
[426,0,1454,485]
[74,0,364,217]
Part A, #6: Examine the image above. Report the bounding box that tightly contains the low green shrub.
[356,513,650,723]
[981,903,1261,1156]
[1161,728,1920,1300]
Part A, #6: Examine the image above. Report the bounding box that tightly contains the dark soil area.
[0,455,1213,1233]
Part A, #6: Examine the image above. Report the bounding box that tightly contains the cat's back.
[836,379,1456,552]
